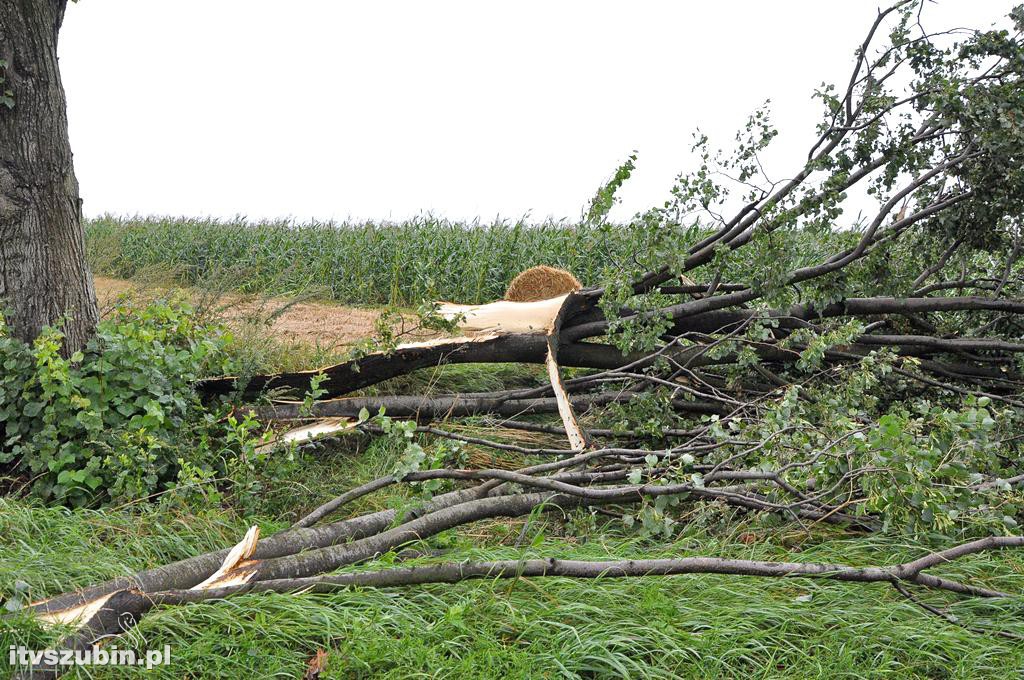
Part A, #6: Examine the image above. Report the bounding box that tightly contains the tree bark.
[196,335,637,400]
[0,0,97,353]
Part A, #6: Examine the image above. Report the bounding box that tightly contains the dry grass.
[504,265,582,302]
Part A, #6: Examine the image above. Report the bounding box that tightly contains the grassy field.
[84,215,882,311]
[84,215,660,306]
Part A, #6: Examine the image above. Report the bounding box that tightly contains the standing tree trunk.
[0,0,97,353]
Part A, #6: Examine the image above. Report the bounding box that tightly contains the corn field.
[85,215,678,306]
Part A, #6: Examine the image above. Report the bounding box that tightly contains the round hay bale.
[504,265,581,302]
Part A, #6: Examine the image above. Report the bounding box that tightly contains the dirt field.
[94,276,385,348]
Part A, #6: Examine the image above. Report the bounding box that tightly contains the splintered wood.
[412,293,588,450]
[264,291,590,452]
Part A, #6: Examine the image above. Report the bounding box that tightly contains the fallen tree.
[11,2,1024,676]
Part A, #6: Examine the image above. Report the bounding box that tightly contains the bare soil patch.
[94,276,385,348]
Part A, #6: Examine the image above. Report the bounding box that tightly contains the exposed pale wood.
[544,293,589,451]
[437,294,567,335]
[193,525,262,590]
[255,418,356,453]
[33,592,116,629]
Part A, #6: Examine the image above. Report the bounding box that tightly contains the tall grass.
[4,491,1024,678]
[85,215,665,306]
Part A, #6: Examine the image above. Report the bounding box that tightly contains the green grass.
[4,432,1024,679]
[3,496,1023,679]
[84,215,680,306]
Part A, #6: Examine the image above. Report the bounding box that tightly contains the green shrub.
[0,298,254,507]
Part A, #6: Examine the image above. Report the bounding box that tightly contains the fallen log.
[252,391,726,421]
[196,295,1024,406]
[149,534,1024,601]
[196,336,640,400]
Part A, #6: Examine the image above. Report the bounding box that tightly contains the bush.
[0,297,255,507]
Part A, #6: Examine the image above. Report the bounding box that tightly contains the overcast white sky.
[58,1,1008,223]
